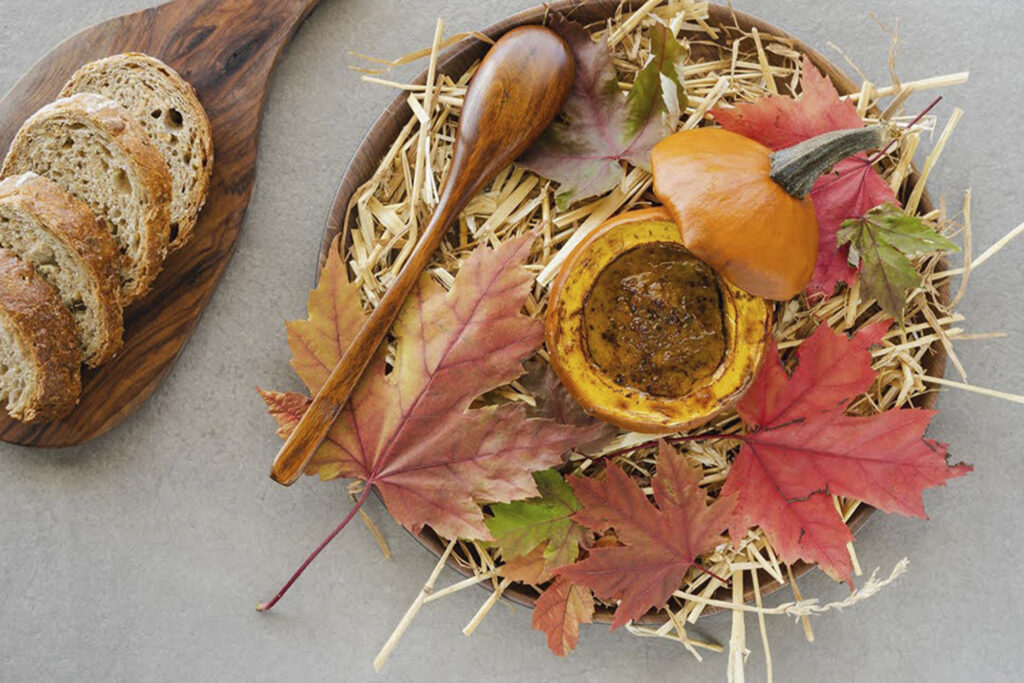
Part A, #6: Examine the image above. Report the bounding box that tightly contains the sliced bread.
[1,93,172,304]
[61,53,213,251]
[0,250,81,422]
[0,173,123,367]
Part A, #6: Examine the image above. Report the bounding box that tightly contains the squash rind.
[546,208,772,433]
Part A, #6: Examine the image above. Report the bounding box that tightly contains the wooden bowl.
[317,1,945,624]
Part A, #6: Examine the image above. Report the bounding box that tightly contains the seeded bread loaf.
[1,93,172,304]
[0,173,123,367]
[61,53,213,250]
[0,250,81,422]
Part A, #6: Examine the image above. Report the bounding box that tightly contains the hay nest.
[340,1,1007,677]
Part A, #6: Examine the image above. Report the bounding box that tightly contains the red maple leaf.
[721,322,971,583]
[711,55,898,295]
[557,441,735,628]
[736,320,891,425]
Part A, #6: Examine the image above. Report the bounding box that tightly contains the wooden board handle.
[0,0,324,446]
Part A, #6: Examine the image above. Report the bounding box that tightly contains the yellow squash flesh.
[546,208,772,433]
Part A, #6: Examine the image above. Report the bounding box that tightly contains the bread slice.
[61,53,213,250]
[1,93,172,304]
[0,173,123,367]
[0,250,81,422]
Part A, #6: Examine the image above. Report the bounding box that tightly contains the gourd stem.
[769,125,888,199]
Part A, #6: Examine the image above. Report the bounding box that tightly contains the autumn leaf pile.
[261,12,970,662]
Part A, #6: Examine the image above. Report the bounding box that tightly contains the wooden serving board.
[317,0,947,621]
[0,0,323,446]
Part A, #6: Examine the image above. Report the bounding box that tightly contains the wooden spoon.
[270,25,574,485]
[0,0,322,446]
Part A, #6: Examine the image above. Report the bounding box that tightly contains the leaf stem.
[257,484,372,612]
[866,95,942,164]
[695,562,729,585]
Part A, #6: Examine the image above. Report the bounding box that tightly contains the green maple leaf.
[624,20,688,138]
[486,469,591,570]
[837,203,958,320]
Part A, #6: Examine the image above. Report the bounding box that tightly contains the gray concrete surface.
[1,1,1021,681]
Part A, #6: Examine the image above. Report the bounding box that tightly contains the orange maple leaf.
[532,576,595,656]
[265,233,602,540]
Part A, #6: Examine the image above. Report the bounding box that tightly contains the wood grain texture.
[270,26,574,485]
[0,0,323,446]
[316,1,947,623]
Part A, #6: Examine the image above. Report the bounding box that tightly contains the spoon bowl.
[269,25,575,485]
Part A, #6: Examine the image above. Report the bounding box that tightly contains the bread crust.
[0,173,124,366]
[1,93,172,304]
[0,250,81,422]
[61,52,214,251]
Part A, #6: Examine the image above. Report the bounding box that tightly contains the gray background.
[0,1,1020,681]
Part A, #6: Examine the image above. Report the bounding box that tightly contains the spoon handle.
[269,198,460,485]
[270,25,573,485]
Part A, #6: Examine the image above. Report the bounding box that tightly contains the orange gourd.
[546,124,888,432]
[651,124,887,300]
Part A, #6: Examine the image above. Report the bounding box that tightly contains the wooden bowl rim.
[318,0,946,625]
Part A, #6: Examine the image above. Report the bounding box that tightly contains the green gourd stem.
[769,124,889,199]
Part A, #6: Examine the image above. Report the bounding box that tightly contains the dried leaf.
[838,203,959,319]
[722,323,971,582]
[519,14,685,207]
[809,156,899,295]
[711,55,898,295]
[259,389,310,440]
[532,576,595,656]
[265,234,596,540]
[710,54,863,147]
[498,545,553,584]
[520,361,617,451]
[558,441,735,628]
